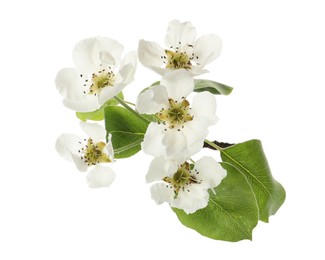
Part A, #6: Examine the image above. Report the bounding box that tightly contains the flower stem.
[124,100,136,106]
[114,96,151,124]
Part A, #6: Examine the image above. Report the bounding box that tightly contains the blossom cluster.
[56,20,227,214]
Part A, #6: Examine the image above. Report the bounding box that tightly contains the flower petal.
[193,34,222,68]
[171,186,209,214]
[195,157,227,188]
[142,123,167,157]
[163,129,188,157]
[87,165,115,188]
[55,68,100,112]
[56,134,82,161]
[72,37,124,75]
[55,68,85,99]
[146,157,177,183]
[136,85,169,114]
[105,133,114,161]
[71,154,88,172]
[191,91,218,126]
[138,40,166,75]
[97,85,120,105]
[180,137,205,160]
[56,134,87,172]
[63,97,100,112]
[150,183,174,205]
[161,69,194,100]
[118,51,137,86]
[98,51,137,105]
[79,121,106,141]
[165,20,197,48]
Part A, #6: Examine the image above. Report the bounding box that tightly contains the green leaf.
[76,92,124,122]
[194,79,233,95]
[220,139,286,222]
[104,106,150,159]
[173,162,258,242]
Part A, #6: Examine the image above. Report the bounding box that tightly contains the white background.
[1,0,324,259]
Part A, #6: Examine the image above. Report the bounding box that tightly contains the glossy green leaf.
[76,92,124,122]
[194,79,233,95]
[173,163,258,242]
[104,106,149,159]
[220,139,286,222]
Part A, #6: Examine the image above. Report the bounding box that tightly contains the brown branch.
[203,140,235,150]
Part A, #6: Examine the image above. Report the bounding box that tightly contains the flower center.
[81,68,116,96]
[157,98,193,130]
[80,138,111,166]
[163,162,201,198]
[89,70,115,95]
[165,50,192,70]
[160,42,200,70]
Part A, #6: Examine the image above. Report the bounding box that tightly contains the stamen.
[163,162,201,198]
[79,138,111,166]
[156,98,193,129]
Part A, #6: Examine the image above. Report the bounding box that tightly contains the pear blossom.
[56,37,137,112]
[146,156,227,214]
[56,122,115,188]
[136,70,218,161]
[138,20,222,76]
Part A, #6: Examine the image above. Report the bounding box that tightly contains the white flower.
[136,70,218,161]
[56,122,115,188]
[146,156,227,214]
[56,37,137,112]
[138,20,222,76]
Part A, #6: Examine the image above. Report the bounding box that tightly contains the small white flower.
[56,37,137,112]
[136,70,218,161]
[56,122,115,188]
[146,156,227,214]
[138,20,222,76]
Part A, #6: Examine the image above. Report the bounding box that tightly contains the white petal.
[161,69,194,100]
[104,133,114,161]
[142,123,167,157]
[195,156,227,188]
[55,68,83,99]
[98,51,137,105]
[63,97,100,112]
[79,122,106,141]
[189,67,209,76]
[163,129,188,158]
[138,40,166,75]
[193,34,222,68]
[56,134,82,161]
[56,134,88,172]
[171,186,209,214]
[118,51,137,86]
[87,165,115,188]
[72,37,124,75]
[71,154,88,172]
[136,85,169,114]
[183,120,208,143]
[192,91,218,126]
[165,20,197,48]
[180,138,205,160]
[146,157,177,183]
[55,68,100,112]
[98,85,121,105]
[150,183,174,205]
